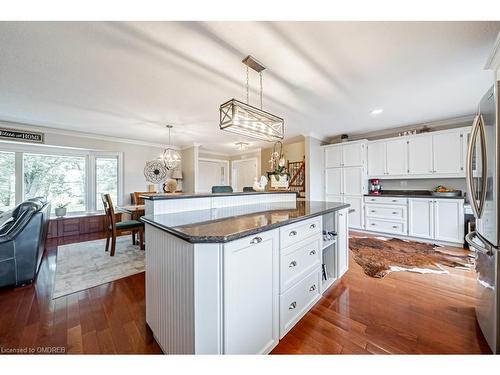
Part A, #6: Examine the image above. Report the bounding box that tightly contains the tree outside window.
[0,151,15,211]
[96,157,118,210]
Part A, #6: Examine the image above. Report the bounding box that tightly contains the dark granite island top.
[141,200,349,243]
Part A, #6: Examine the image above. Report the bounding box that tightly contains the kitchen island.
[141,192,349,354]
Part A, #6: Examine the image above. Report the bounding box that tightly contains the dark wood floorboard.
[0,231,491,354]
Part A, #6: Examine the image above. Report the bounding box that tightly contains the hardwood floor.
[0,232,491,354]
[0,233,162,354]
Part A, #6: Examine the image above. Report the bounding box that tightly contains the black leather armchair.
[0,198,51,288]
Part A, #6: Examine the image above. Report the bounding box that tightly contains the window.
[96,156,119,210]
[0,151,16,211]
[24,153,87,213]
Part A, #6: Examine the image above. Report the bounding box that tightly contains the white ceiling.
[0,21,498,154]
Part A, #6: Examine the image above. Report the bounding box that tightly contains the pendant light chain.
[260,71,263,110]
[246,66,249,104]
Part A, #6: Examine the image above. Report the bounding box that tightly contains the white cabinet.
[337,208,349,278]
[434,199,465,243]
[386,138,408,175]
[343,195,363,229]
[432,132,464,174]
[325,168,342,196]
[407,198,464,244]
[408,135,433,175]
[368,139,407,177]
[367,141,386,176]
[223,230,279,354]
[324,145,342,168]
[343,166,365,195]
[342,142,365,167]
[408,198,434,239]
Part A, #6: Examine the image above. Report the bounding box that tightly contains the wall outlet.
[400,180,408,187]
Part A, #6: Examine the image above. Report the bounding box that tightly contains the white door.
[344,195,363,229]
[342,142,365,167]
[367,141,386,177]
[434,199,464,243]
[198,159,228,193]
[325,168,342,196]
[343,166,364,195]
[337,208,349,278]
[386,138,408,176]
[433,132,463,174]
[324,145,342,168]
[231,158,257,192]
[223,230,279,354]
[408,198,434,239]
[408,135,433,175]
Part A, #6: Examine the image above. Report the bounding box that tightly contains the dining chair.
[211,186,233,193]
[242,186,255,192]
[101,194,144,256]
[132,191,156,205]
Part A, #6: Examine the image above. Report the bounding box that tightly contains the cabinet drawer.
[365,204,407,221]
[280,217,321,249]
[366,218,407,235]
[364,196,407,205]
[280,237,321,292]
[280,270,321,338]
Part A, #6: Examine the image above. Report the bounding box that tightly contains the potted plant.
[267,141,290,189]
[54,202,69,218]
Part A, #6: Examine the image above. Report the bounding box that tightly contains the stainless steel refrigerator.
[465,81,500,354]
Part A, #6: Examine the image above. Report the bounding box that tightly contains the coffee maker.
[369,178,382,195]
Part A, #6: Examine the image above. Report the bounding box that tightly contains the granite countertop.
[364,190,464,200]
[141,190,298,200]
[140,200,349,243]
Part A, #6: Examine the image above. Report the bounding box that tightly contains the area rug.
[349,236,473,278]
[53,236,145,299]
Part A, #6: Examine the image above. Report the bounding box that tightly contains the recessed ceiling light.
[371,108,383,115]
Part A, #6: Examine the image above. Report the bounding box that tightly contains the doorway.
[198,158,229,193]
[231,158,258,192]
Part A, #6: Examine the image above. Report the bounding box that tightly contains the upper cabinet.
[408,135,433,175]
[368,127,470,179]
[325,141,366,168]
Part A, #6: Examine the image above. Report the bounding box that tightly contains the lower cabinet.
[343,195,364,229]
[223,230,279,354]
[337,208,349,278]
[408,199,434,239]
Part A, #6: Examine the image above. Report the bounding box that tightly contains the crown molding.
[0,119,177,149]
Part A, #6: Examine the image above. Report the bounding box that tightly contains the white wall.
[304,136,324,201]
[0,121,165,204]
[181,145,198,193]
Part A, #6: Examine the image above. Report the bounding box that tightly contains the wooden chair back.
[101,194,117,230]
[132,191,156,205]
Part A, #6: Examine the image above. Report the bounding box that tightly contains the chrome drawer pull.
[392,225,398,229]
[392,199,397,202]
[310,223,316,229]
[371,223,376,226]
[250,237,262,244]
[288,302,297,310]
[392,211,398,214]
[289,260,297,268]
[289,230,297,237]
[309,284,317,291]
[309,250,316,255]
[370,210,376,213]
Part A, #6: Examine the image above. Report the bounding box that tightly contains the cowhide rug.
[349,236,474,278]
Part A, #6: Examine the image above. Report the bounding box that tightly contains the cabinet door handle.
[391,199,397,202]
[309,223,316,229]
[309,284,317,291]
[371,223,376,226]
[289,260,297,268]
[370,210,376,213]
[392,225,398,229]
[288,302,297,310]
[250,236,262,244]
[289,230,297,237]
[392,211,398,214]
[309,250,316,255]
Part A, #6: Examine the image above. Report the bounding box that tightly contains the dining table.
[115,204,145,220]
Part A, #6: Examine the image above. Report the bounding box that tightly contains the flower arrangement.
[267,141,290,186]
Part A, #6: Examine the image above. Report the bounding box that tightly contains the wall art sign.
[0,127,44,144]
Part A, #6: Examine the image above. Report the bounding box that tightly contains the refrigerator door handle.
[465,231,494,256]
[477,115,488,218]
[466,115,481,218]
[466,114,487,219]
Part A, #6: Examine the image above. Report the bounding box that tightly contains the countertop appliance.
[465,82,500,354]
[369,178,382,195]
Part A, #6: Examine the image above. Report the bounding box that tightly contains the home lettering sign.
[0,128,44,144]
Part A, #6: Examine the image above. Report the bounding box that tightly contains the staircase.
[288,157,306,198]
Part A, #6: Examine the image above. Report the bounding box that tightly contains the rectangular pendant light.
[219,98,284,142]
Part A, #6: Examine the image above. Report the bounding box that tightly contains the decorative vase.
[163,178,178,193]
[55,207,67,218]
[270,174,289,189]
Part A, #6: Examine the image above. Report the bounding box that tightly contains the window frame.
[0,141,123,214]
